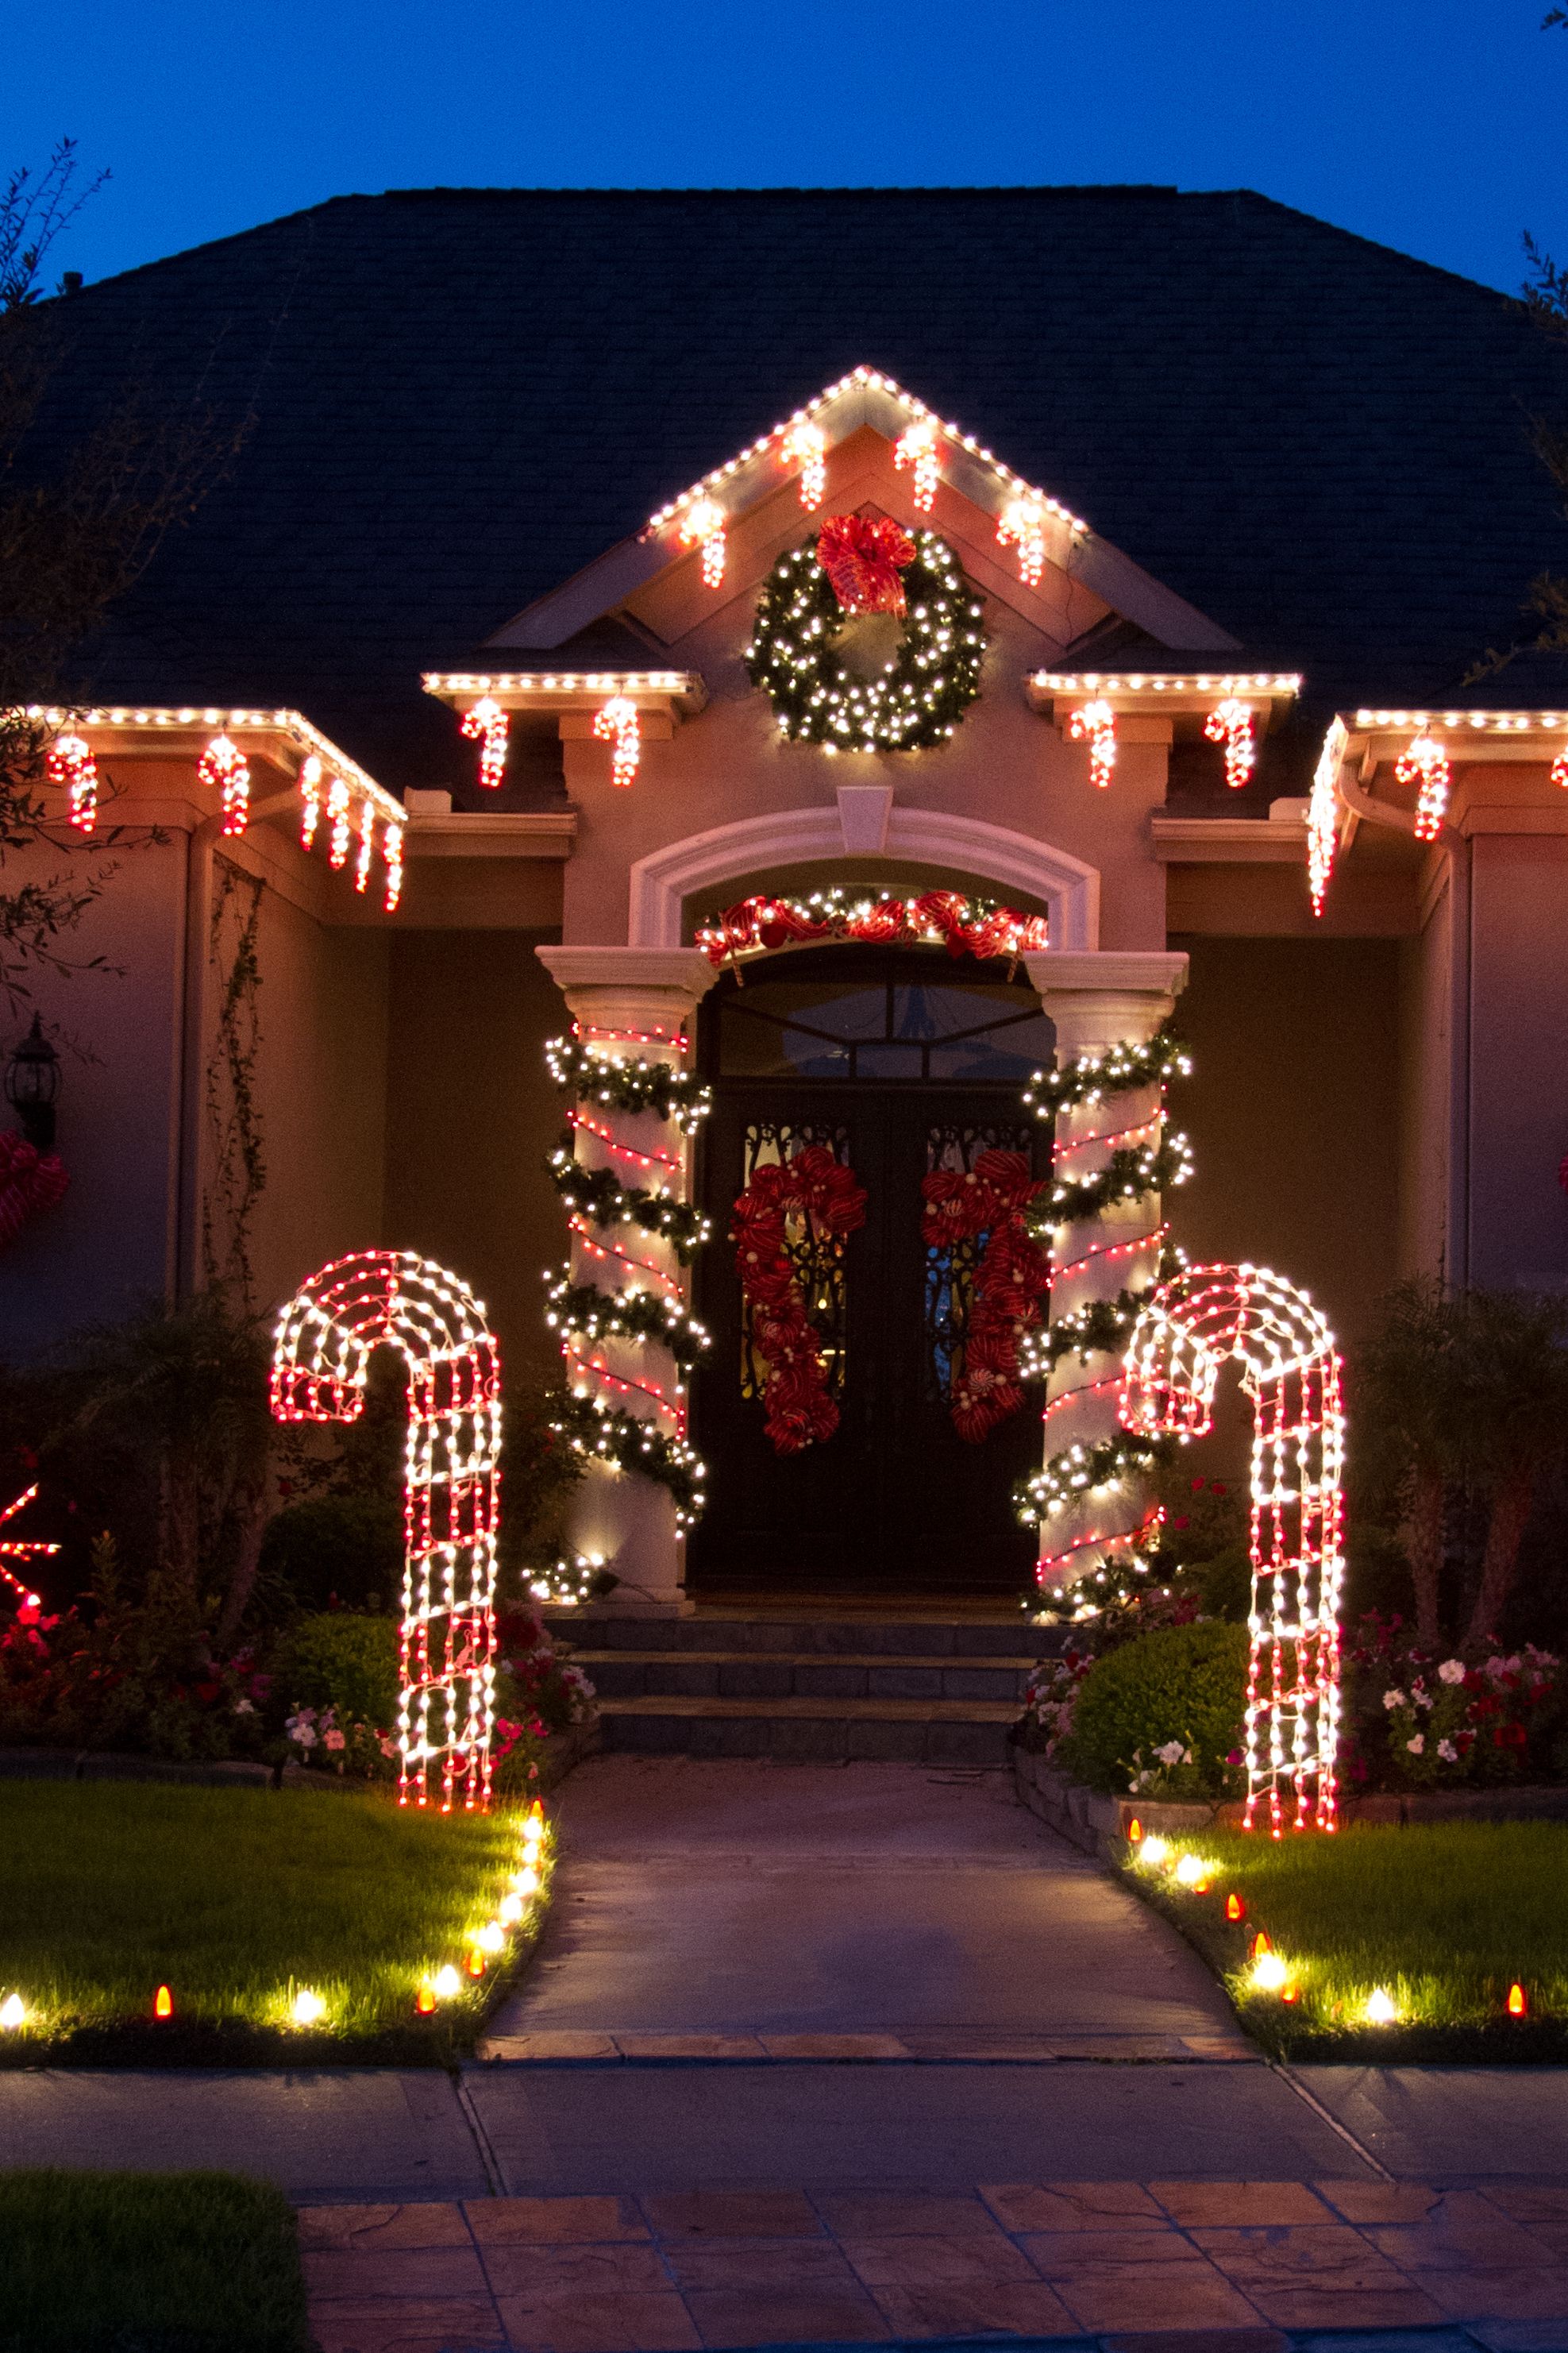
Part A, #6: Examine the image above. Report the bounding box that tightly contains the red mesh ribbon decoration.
[815,515,916,615]
[0,1130,68,1252]
[697,889,1049,968]
[920,1149,1051,1443]
[731,1145,869,1456]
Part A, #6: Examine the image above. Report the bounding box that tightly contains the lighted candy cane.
[198,735,251,837]
[46,735,99,833]
[996,496,1047,588]
[326,777,352,868]
[383,817,405,912]
[893,418,942,511]
[0,1484,59,1610]
[1204,698,1256,789]
[299,754,322,849]
[460,697,509,791]
[1120,1263,1344,1836]
[677,496,726,587]
[1068,700,1117,790]
[271,1250,502,1812]
[780,420,826,508]
[1395,732,1450,843]
[592,694,641,788]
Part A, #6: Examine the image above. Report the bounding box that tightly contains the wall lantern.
[5,1014,61,1152]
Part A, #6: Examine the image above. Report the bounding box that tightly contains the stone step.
[576,1649,1034,1703]
[595,1692,1019,1765]
[547,1610,1059,1661]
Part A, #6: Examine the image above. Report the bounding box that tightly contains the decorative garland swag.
[696,887,1049,974]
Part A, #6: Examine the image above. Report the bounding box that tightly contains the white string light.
[272,1249,502,1813]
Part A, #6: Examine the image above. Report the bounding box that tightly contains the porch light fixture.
[5,1013,61,1151]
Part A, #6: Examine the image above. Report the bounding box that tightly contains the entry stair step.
[548,1610,1061,1765]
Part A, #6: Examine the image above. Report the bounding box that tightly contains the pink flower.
[324,1729,346,1752]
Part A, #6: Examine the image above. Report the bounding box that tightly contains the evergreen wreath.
[744,523,987,751]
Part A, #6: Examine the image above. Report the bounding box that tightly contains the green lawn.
[0,2170,310,2353]
[0,1780,545,2058]
[1131,1821,1568,2058]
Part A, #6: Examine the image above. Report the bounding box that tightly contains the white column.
[1023,951,1188,1610]
[535,946,719,1617]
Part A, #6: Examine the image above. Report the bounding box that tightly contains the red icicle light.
[1508,1981,1528,2018]
[153,1984,174,2019]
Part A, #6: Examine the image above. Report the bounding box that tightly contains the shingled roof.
[31,184,1568,799]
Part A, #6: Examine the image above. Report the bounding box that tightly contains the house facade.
[6,187,1568,1613]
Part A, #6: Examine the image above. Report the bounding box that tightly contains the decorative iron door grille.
[689,948,1054,1594]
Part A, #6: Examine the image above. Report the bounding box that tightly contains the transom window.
[707,948,1054,1086]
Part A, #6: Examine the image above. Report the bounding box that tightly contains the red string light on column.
[46,734,99,834]
[1396,733,1450,842]
[271,1249,502,1813]
[893,418,942,511]
[1122,1263,1345,1836]
[1068,700,1116,790]
[997,496,1047,588]
[198,735,251,837]
[1204,698,1256,789]
[460,697,509,791]
[780,421,826,508]
[592,696,641,789]
[677,497,727,587]
[383,819,404,913]
[299,755,322,850]
[0,1484,59,1613]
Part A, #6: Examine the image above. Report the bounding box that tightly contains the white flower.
[1437,1739,1458,1761]
[1383,1689,1407,1711]
[1438,1660,1466,1685]
[1154,1739,1190,1767]
[1406,1734,1425,1755]
[233,1697,256,1716]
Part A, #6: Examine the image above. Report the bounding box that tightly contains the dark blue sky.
[9,0,1565,297]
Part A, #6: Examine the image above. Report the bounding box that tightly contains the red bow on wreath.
[0,1130,68,1253]
[921,1149,1051,1444]
[732,1145,869,1456]
[816,515,916,615]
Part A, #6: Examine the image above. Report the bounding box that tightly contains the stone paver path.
[301,2177,1568,2351]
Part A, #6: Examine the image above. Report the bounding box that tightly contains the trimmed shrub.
[275,1613,399,1732]
[257,1495,403,1615]
[1057,1620,1249,1796]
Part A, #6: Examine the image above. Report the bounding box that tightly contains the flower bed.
[0,1778,554,2066]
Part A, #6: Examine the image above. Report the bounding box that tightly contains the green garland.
[1024,1136,1193,1236]
[546,1146,711,1263]
[1015,1431,1175,1529]
[1021,1023,1189,1122]
[544,1267,711,1371]
[545,1036,711,1132]
[545,1392,707,1529]
[744,530,987,752]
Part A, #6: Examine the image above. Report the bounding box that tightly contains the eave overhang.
[422,670,707,723]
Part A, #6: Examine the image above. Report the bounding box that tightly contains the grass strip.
[1126,1820,1568,2061]
[0,1780,548,2064]
[0,2170,311,2353]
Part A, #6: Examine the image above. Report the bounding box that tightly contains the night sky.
[8,0,1565,297]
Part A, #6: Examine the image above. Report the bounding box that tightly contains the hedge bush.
[257,1495,403,1615]
[1057,1620,1249,1796]
[275,1613,399,1732]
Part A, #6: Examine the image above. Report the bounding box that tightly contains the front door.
[688,948,1055,1595]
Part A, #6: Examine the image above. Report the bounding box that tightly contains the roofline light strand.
[270,1249,502,1813]
[1121,1263,1344,1835]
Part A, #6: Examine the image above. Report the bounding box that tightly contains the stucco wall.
[382,930,564,1379]
[1467,830,1568,1290]
[1169,934,1403,1345]
[0,835,188,1356]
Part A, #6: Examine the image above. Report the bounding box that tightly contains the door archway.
[687,944,1056,1597]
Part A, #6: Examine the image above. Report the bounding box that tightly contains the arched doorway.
[687,945,1055,1598]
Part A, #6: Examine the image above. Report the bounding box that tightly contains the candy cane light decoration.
[271,1250,502,1811]
[1120,1263,1344,1836]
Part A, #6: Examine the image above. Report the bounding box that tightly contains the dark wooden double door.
[688,1083,1046,1595]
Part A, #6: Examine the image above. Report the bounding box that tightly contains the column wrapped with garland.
[1012,1015,1192,1614]
[542,1028,712,1549]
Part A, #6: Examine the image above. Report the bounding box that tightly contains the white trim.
[627,804,1100,951]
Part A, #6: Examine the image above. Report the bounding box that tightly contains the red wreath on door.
[920,1149,1051,1443]
[731,1145,869,1456]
